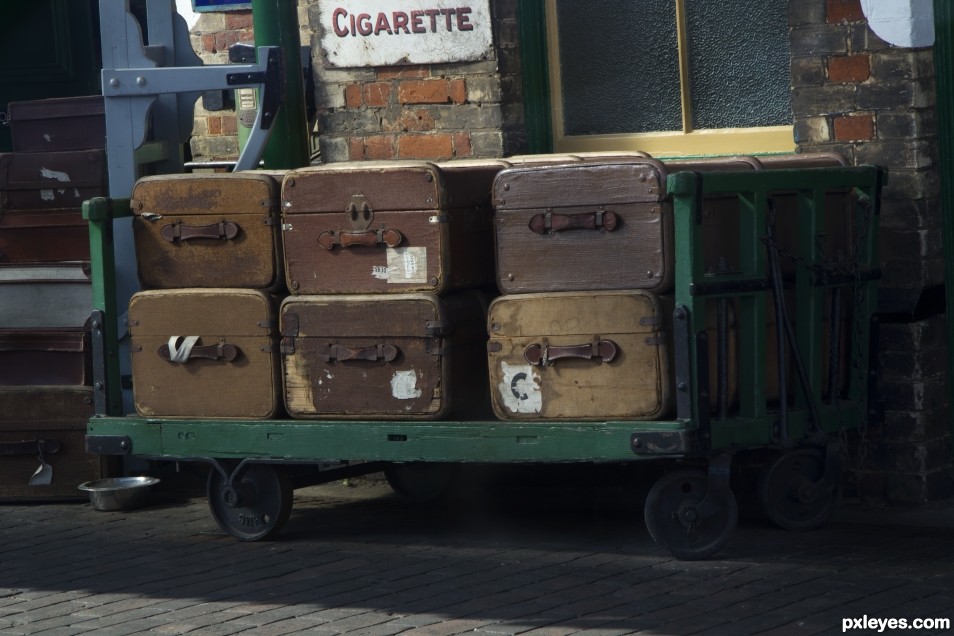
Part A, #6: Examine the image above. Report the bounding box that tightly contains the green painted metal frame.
[83,165,881,466]
[933,0,954,451]
[517,0,553,154]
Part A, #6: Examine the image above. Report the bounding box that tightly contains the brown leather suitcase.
[0,386,112,500]
[0,150,107,212]
[492,157,674,294]
[487,290,673,421]
[0,208,89,263]
[129,289,281,418]
[0,329,90,386]
[131,172,284,290]
[281,292,490,419]
[6,95,106,152]
[281,160,500,294]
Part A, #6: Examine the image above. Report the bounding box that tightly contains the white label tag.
[391,370,423,400]
[498,362,542,414]
[386,247,427,284]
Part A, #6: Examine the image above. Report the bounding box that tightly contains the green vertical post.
[518,0,553,154]
[252,0,310,168]
[933,0,954,448]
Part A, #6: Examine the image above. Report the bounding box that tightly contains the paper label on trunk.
[386,247,427,283]
[498,362,541,414]
[391,369,423,400]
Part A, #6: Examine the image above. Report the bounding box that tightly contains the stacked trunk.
[278,160,505,420]
[0,96,111,499]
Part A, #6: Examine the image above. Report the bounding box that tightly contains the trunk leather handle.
[0,439,61,456]
[158,336,238,363]
[322,343,399,363]
[528,210,619,234]
[160,221,239,242]
[317,228,404,250]
[524,338,618,367]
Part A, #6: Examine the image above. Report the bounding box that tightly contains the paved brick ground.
[1,465,953,635]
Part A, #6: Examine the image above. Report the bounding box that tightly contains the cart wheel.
[644,469,738,561]
[207,463,293,541]
[758,446,841,531]
[385,462,459,503]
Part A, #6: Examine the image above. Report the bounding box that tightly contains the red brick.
[827,0,864,23]
[454,132,472,157]
[345,84,363,109]
[377,66,430,80]
[398,79,450,104]
[828,54,871,83]
[201,34,216,53]
[207,116,223,135]
[382,109,436,133]
[348,137,365,160]
[398,133,454,159]
[221,116,238,135]
[366,135,396,160]
[225,11,254,30]
[363,82,392,108]
[833,114,875,141]
[448,79,467,104]
[214,32,241,52]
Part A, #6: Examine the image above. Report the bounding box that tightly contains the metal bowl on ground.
[78,476,160,511]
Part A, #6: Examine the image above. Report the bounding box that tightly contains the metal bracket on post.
[90,309,109,416]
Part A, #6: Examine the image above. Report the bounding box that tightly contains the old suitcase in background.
[0,262,92,328]
[6,95,106,152]
[0,329,90,385]
[131,172,284,290]
[281,160,499,294]
[0,386,111,500]
[492,158,673,294]
[0,208,89,263]
[487,290,673,421]
[129,289,281,418]
[0,149,107,212]
[281,292,490,419]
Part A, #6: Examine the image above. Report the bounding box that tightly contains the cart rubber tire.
[757,446,842,531]
[385,462,459,504]
[208,464,293,541]
[644,468,738,561]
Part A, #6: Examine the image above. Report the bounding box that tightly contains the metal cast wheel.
[644,468,738,561]
[385,462,459,503]
[757,446,842,531]
[207,463,293,541]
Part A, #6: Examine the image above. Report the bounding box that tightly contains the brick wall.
[791,0,953,503]
[309,0,522,162]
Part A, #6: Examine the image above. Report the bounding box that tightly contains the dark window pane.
[556,0,681,135]
[686,0,792,129]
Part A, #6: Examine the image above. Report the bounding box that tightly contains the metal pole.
[932,0,954,450]
[252,0,310,168]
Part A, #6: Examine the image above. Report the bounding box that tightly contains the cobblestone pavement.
[1,465,953,635]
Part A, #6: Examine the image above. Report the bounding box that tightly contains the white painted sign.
[861,0,934,48]
[318,0,494,68]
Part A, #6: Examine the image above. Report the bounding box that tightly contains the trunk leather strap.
[321,343,398,363]
[160,221,239,242]
[528,210,619,234]
[159,336,238,363]
[0,439,61,456]
[524,337,618,367]
[317,228,403,250]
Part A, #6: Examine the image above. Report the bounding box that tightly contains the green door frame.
[933,0,954,449]
[517,0,553,154]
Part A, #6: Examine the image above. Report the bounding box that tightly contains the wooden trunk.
[0,386,112,500]
[129,289,281,418]
[281,292,490,419]
[281,160,499,294]
[487,290,673,421]
[131,172,284,290]
[7,96,106,152]
[0,329,89,385]
[0,208,89,263]
[0,150,106,212]
[492,158,673,294]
